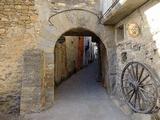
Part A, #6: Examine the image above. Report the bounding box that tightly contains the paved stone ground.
[26,62,130,120]
[0,113,24,120]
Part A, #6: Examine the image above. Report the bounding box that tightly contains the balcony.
[101,0,148,25]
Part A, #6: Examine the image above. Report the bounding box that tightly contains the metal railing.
[101,0,119,19]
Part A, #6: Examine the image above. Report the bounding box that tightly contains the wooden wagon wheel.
[121,62,158,113]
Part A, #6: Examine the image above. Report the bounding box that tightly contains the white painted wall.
[101,0,113,14]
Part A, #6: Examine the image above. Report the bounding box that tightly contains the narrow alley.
[26,62,130,120]
[1,0,160,120]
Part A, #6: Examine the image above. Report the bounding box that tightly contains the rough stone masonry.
[0,0,160,120]
[0,0,38,114]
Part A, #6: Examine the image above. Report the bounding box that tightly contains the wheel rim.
[121,62,158,113]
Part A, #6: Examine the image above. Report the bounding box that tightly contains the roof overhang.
[101,0,149,25]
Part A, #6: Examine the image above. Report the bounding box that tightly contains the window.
[116,24,124,43]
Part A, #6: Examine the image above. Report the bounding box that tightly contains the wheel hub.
[130,81,139,90]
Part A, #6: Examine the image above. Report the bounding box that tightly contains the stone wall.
[0,0,115,114]
[54,39,67,85]
[54,36,79,85]
[22,5,115,113]
[112,0,160,118]
[49,0,101,14]
[0,0,38,114]
[21,49,44,113]
[65,36,79,75]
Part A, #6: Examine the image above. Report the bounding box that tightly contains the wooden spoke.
[137,92,141,110]
[139,74,150,85]
[139,90,153,105]
[139,88,155,99]
[136,64,139,80]
[123,86,130,89]
[134,92,138,107]
[126,89,134,96]
[129,90,135,102]
[127,68,134,80]
[138,84,153,87]
[139,90,148,110]
[139,90,149,104]
[123,86,130,88]
[138,67,144,82]
[131,64,136,79]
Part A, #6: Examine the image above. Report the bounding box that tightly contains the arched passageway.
[21,10,117,115]
[54,28,108,88]
[26,28,129,120]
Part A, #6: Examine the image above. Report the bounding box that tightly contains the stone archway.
[54,27,108,87]
[20,10,116,114]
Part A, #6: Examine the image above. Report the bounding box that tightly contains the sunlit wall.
[145,2,160,56]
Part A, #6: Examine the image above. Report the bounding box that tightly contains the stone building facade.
[0,0,160,119]
[101,0,160,119]
[0,0,38,114]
